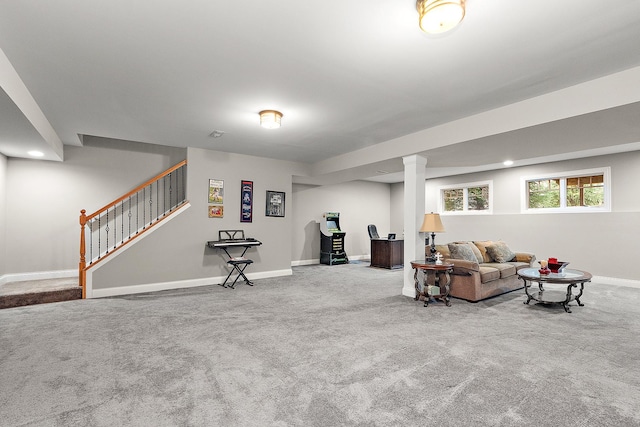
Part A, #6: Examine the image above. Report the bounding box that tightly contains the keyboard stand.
[206,231,262,289]
[223,258,254,289]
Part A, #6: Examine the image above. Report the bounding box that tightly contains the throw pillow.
[448,243,478,263]
[466,242,484,264]
[472,240,494,263]
[486,241,516,263]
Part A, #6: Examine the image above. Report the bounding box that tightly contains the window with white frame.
[521,167,611,213]
[438,181,493,214]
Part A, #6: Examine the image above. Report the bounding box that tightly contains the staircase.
[79,160,188,297]
[0,160,188,308]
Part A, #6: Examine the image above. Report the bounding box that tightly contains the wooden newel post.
[79,209,87,298]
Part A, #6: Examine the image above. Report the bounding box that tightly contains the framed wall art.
[240,180,253,223]
[208,205,224,218]
[265,190,285,217]
[208,179,224,204]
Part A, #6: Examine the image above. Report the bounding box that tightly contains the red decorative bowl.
[548,261,569,273]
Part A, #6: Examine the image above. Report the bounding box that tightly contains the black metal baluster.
[148,184,153,225]
[89,219,93,264]
[121,201,124,244]
[128,196,132,238]
[143,187,146,229]
[169,172,173,212]
[98,215,101,259]
[136,191,139,234]
[113,206,117,250]
[105,210,110,254]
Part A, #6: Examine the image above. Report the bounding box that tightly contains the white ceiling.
[1,0,640,183]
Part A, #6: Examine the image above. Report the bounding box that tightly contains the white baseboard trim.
[291,254,369,267]
[292,259,319,266]
[89,268,293,299]
[0,269,77,286]
[592,276,640,289]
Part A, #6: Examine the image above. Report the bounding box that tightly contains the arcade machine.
[320,212,349,265]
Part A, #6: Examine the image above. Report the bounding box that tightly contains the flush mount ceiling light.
[27,150,44,157]
[259,110,283,129]
[416,0,466,34]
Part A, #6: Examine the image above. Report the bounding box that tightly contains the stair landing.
[0,278,81,309]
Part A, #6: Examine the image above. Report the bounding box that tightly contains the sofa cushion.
[486,241,516,263]
[481,262,516,278]
[507,261,531,272]
[479,266,500,283]
[473,240,495,263]
[448,243,478,263]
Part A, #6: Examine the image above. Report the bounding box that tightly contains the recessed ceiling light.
[27,150,44,157]
[503,160,514,166]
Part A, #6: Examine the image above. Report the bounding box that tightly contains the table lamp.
[420,212,445,262]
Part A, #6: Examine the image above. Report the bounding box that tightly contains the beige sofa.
[432,241,536,302]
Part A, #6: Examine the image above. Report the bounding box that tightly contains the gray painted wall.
[91,147,297,289]
[4,136,185,275]
[0,153,6,277]
[292,181,391,263]
[390,151,640,280]
[3,137,638,287]
[390,182,404,238]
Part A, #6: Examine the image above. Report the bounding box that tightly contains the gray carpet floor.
[1,262,639,426]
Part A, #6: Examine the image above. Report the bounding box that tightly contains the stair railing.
[79,160,188,297]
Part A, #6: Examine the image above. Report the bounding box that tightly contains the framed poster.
[266,190,285,217]
[208,205,223,218]
[240,180,253,222]
[208,179,224,204]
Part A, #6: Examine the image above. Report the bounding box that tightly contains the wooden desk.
[370,239,404,269]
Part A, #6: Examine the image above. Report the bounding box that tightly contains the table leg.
[423,271,430,307]
[522,278,533,305]
[574,282,585,306]
[413,268,420,301]
[442,270,451,307]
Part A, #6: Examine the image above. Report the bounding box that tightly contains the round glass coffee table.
[517,268,592,313]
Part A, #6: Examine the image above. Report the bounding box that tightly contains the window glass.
[527,179,560,208]
[439,181,492,214]
[468,186,489,210]
[443,189,463,212]
[522,168,610,213]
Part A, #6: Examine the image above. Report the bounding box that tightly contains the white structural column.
[402,155,427,297]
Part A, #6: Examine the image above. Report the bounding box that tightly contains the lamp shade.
[259,110,282,129]
[419,212,445,233]
[416,0,465,34]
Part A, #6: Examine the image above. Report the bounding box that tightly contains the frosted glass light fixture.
[259,110,283,129]
[416,0,466,34]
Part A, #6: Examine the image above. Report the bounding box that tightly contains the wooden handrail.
[79,160,187,297]
[85,159,187,221]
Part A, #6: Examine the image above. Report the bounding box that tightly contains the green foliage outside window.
[528,179,560,208]
[566,175,604,207]
[443,185,489,212]
[443,189,463,211]
[528,175,604,209]
[468,186,489,210]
